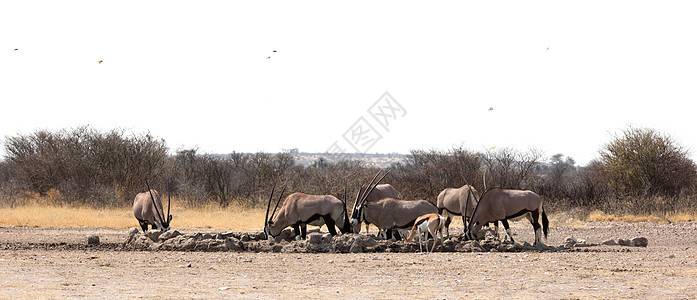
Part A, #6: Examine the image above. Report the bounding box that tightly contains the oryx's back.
[363,184,399,203]
[276,193,343,222]
[133,189,163,220]
[480,189,542,219]
[370,198,438,228]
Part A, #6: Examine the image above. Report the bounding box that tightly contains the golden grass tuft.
[0,203,266,231]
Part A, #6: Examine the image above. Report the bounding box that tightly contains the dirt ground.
[1,222,696,299]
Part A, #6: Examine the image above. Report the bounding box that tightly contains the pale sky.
[2,1,696,166]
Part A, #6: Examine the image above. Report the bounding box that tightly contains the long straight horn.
[265,184,277,227]
[270,186,286,221]
[353,183,364,212]
[343,184,350,231]
[460,174,480,203]
[359,170,389,206]
[166,179,172,222]
[145,179,165,226]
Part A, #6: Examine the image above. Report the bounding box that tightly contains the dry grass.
[0,203,266,231]
[586,210,697,223]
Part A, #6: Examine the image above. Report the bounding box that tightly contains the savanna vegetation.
[1,125,695,221]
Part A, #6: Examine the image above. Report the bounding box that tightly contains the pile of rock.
[121,228,567,253]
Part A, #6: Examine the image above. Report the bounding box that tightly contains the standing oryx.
[351,170,438,240]
[436,185,478,238]
[263,186,353,240]
[133,186,172,232]
[405,213,445,253]
[467,188,549,245]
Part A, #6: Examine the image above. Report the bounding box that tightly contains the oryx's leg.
[530,210,543,245]
[300,224,308,239]
[137,219,149,232]
[386,229,395,241]
[293,224,301,240]
[393,229,403,241]
[500,219,514,243]
[323,215,338,236]
[365,223,370,235]
[441,214,450,239]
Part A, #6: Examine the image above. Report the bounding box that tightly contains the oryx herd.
[134,170,549,253]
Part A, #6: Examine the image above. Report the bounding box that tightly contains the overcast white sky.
[2,1,696,166]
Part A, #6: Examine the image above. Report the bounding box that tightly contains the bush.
[601,127,696,197]
[3,126,167,207]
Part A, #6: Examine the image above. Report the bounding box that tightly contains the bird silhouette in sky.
[13,48,18,51]
[488,107,493,111]
[98,60,103,64]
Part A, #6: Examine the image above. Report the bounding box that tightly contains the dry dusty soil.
[1,222,697,299]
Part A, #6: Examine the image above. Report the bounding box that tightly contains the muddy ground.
[1,222,696,299]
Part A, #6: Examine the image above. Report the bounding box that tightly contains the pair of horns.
[353,169,390,211]
[264,184,286,229]
[460,173,486,234]
[145,179,172,228]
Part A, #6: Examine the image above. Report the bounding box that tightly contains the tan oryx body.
[353,197,439,240]
[359,183,399,235]
[264,189,351,240]
[436,185,478,238]
[405,213,445,252]
[133,189,172,232]
[468,188,549,245]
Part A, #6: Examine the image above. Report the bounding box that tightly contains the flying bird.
[546,47,549,51]
[98,60,103,64]
[488,107,493,111]
[266,56,271,59]
[272,50,277,53]
[13,48,18,51]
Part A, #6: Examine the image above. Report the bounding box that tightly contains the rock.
[144,229,163,242]
[276,229,294,243]
[577,239,587,245]
[86,235,100,246]
[251,232,266,241]
[601,239,617,246]
[564,236,576,247]
[123,228,140,247]
[631,237,648,247]
[240,233,251,242]
[225,237,244,251]
[321,233,333,244]
[618,239,634,247]
[158,230,182,242]
[215,233,225,240]
[307,233,324,244]
[201,233,214,240]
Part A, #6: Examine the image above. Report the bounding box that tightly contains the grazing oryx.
[436,185,478,238]
[405,213,445,253]
[263,186,352,240]
[360,183,399,235]
[133,188,172,232]
[467,188,549,245]
[351,170,439,240]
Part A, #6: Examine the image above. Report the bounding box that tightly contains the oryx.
[350,170,438,240]
[405,213,445,253]
[467,188,549,245]
[436,184,478,238]
[359,183,399,235]
[133,185,172,232]
[263,186,352,240]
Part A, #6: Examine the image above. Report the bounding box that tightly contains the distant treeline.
[1,126,695,215]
